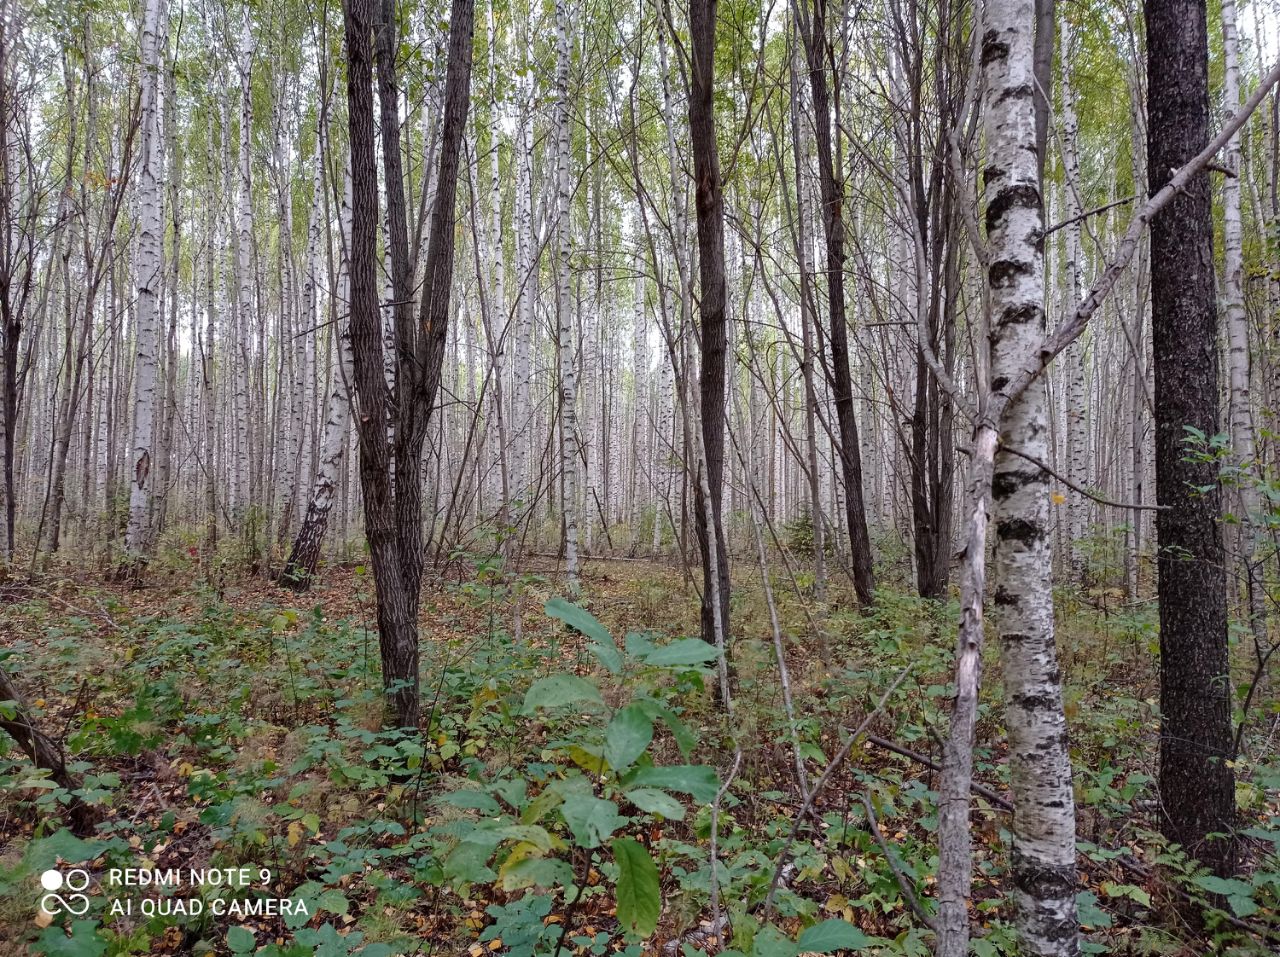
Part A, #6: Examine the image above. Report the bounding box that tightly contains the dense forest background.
[1,0,1279,953]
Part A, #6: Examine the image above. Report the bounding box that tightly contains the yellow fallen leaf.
[287,821,303,848]
[1051,492,1066,505]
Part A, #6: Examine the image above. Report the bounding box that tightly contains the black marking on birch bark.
[985,183,1040,232]
[1010,691,1058,712]
[991,375,1010,392]
[996,82,1034,106]
[997,517,1045,546]
[980,30,1007,67]
[1010,856,1077,900]
[989,259,1032,288]
[994,585,1017,606]
[992,468,1040,499]
[997,303,1043,328]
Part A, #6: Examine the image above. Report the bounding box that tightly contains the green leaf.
[629,765,719,803]
[624,788,686,821]
[605,705,654,772]
[34,922,108,957]
[546,598,622,674]
[1193,874,1255,899]
[1075,891,1113,930]
[638,701,696,757]
[1229,894,1260,918]
[500,856,575,891]
[523,674,604,712]
[315,889,349,916]
[1100,882,1150,908]
[436,789,503,816]
[796,919,872,952]
[643,638,721,668]
[490,824,555,851]
[612,837,661,937]
[226,927,257,954]
[561,793,626,848]
[25,829,105,870]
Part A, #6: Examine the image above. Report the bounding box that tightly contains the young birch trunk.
[553,0,579,593]
[1059,25,1087,580]
[123,0,166,570]
[937,0,1079,953]
[1221,0,1267,693]
[232,17,255,524]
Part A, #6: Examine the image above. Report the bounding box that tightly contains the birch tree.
[123,0,168,571]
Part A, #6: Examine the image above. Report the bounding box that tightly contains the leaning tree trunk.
[281,166,354,591]
[1147,0,1238,877]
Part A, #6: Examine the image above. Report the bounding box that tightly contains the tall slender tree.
[1146,0,1237,876]
[795,0,876,606]
[687,0,731,649]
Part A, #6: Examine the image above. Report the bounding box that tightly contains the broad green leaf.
[436,789,502,816]
[613,837,661,937]
[35,922,108,957]
[561,793,626,848]
[1075,891,1112,929]
[1193,874,1255,898]
[443,840,498,885]
[546,598,622,674]
[643,638,721,668]
[1100,881,1150,908]
[1229,894,1260,918]
[605,704,654,772]
[315,889,349,916]
[629,765,719,803]
[25,829,105,870]
[500,856,575,891]
[625,631,655,658]
[523,674,604,712]
[491,824,555,851]
[748,924,799,957]
[635,700,696,757]
[796,918,872,952]
[624,787,686,821]
[226,927,257,954]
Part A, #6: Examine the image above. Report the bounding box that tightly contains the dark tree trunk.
[343,0,419,728]
[1032,0,1055,183]
[687,0,731,648]
[1146,0,1238,876]
[341,0,473,727]
[0,667,96,834]
[796,0,875,606]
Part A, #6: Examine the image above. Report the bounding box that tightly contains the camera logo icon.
[39,869,91,916]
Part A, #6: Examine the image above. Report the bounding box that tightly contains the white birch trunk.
[123,0,166,564]
[552,0,580,589]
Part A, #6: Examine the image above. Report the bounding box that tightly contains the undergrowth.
[0,551,1276,956]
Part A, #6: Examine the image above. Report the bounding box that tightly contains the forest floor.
[1,548,1278,956]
